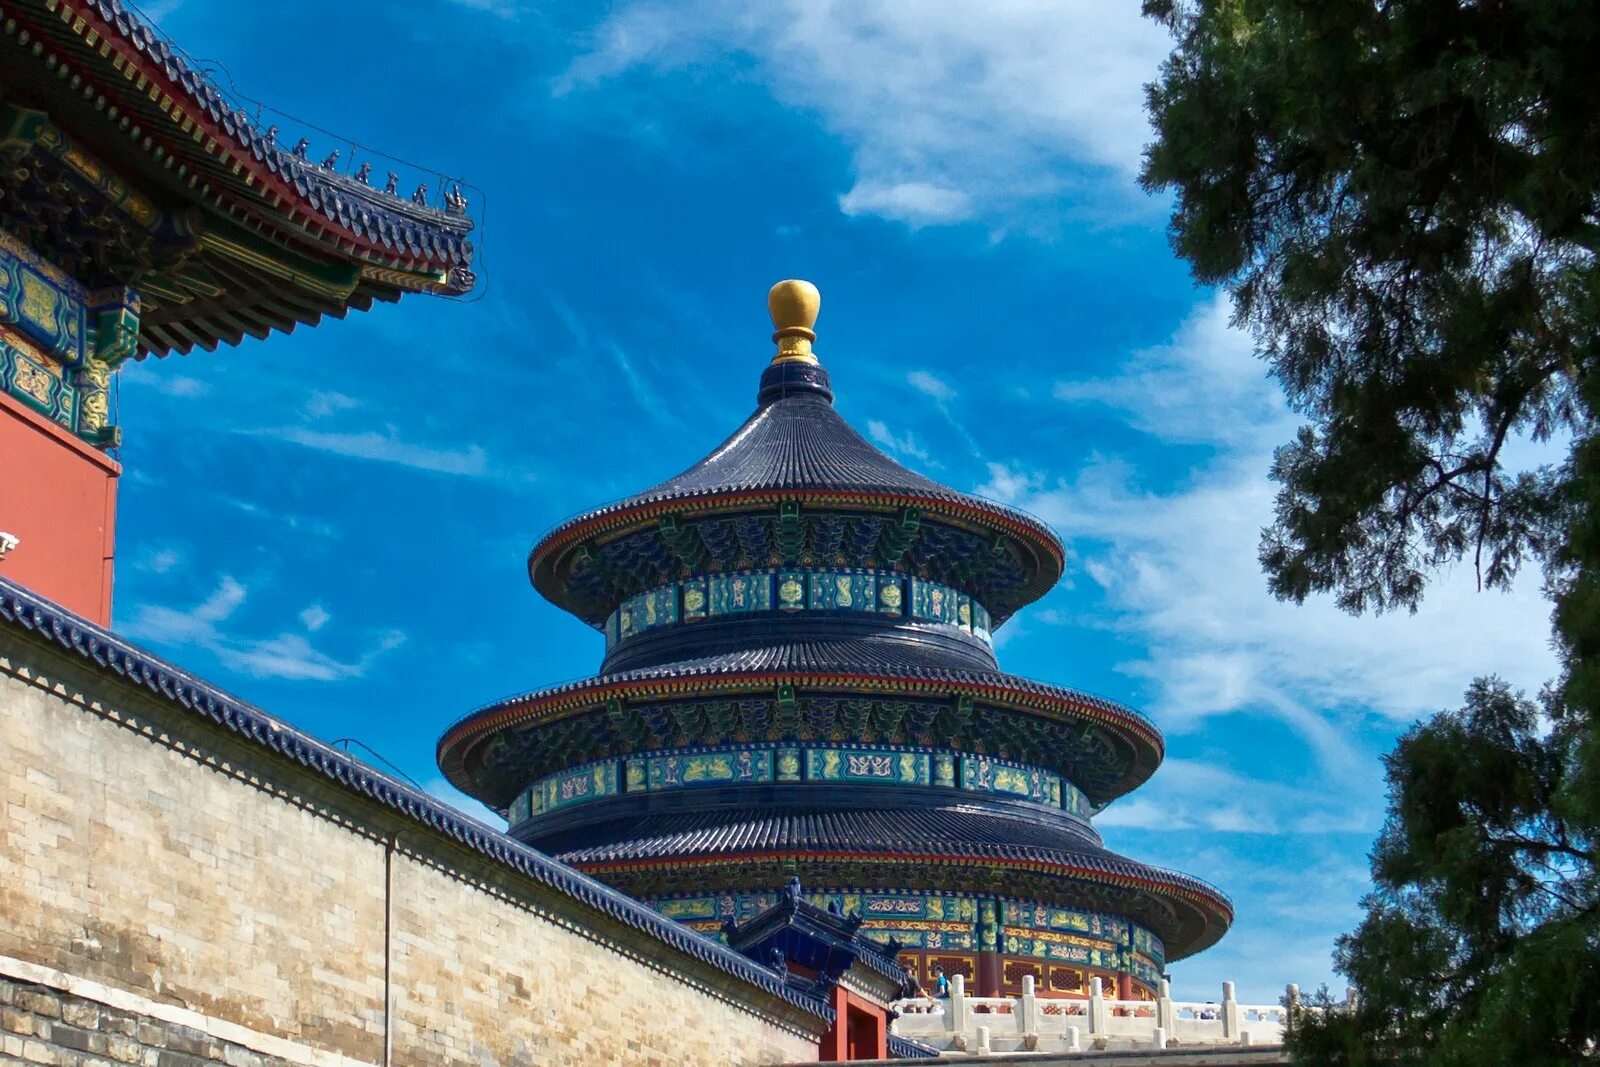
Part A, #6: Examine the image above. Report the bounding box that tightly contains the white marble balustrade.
[891,975,1342,1055]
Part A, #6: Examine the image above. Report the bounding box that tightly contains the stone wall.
[0,591,824,1066]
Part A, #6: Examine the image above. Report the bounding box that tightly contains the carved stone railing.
[890,975,1341,1055]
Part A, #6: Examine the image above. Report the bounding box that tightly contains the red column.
[976,952,1003,996]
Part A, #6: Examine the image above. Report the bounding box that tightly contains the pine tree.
[1141,1,1600,1059]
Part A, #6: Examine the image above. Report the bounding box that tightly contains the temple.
[439,280,1233,1003]
[0,0,474,624]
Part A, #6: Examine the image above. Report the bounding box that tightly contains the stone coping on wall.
[0,575,832,1032]
[0,954,379,1067]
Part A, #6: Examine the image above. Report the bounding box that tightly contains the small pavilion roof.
[724,877,918,1002]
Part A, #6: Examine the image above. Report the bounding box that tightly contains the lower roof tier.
[525,801,1231,962]
[437,645,1164,810]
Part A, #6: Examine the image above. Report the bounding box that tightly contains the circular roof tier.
[543,803,1232,962]
[436,644,1164,810]
[527,282,1065,628]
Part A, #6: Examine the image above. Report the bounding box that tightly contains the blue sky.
[109,0,1556,1002]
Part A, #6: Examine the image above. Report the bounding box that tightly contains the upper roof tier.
[528,282,1065,627]
[0,0,474,355]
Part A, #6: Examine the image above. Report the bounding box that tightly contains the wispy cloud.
[304,390,362,418]
[867,419,932,464]
[904,368,980,458]
[122,577,405,683]
[240,426,490,477]
[1096,759,1375,837]
[118,360,210,398]
[907,369,956,402]
[993,299,1557,773]
[840,182,972,226]
[1052,294,1291,449]
[557,0,1172,228]
[131,546,184,574]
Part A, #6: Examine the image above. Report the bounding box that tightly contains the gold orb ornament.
[768,279,821,363]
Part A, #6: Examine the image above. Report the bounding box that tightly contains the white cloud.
[448,0,522,18]
[1001,299,1558,772]
[122,578,404,683]
[906,369,956,402]
[241,426,489,477]
[132,546,184,574]
[304,390,361,418]
[1095,759,1375,837]
[118,361,210,399]
[839,182,972,226]
[299,604,331,632]
[1052,294,1291,448]
[557,0,1173,226]
[867,419,932,464]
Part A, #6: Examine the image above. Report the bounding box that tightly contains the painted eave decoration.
[0,0,476,356]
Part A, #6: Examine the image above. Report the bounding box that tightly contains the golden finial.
[768,279,821,364]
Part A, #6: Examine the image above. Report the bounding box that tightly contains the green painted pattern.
[601,567,993,650]
[806,746,930,785]
[510,745,1090,827]
[645,888,1161,976]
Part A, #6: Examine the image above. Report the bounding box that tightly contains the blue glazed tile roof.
[546,803,1232,961]
[439,636,1165,806]
[529,393,1065,615]
[0,576,830,1026]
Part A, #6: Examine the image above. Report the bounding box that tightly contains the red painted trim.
[574,852,1234,921]
[438,669,1162,761]
[530,487,1066,584]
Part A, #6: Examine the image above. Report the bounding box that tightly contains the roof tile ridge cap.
[86,0,471,252]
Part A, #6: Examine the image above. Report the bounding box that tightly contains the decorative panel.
[1047,966,1086,993]
[525,760,619,817]
[0,230,86,366]
[1062,780,1091,818]
[910,578,960,627]
[624,759,647,792]
[646,749,773,790]
[808,570,874,612]
[775,571,807,612]
[681,577,708,621]
[602,568,991,649]
[961,755,1059,807]
[518,742,1088,817]
[710,572,771,615]
[0,333,73,426]
[971,601,992,645]
[1131,925,1165,966]
[1003,901,1131,944]
[876,573,905,615]
[806,747,929,785]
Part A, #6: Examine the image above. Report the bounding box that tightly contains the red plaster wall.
[820,987,887,1062]
[0,391,118,625]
